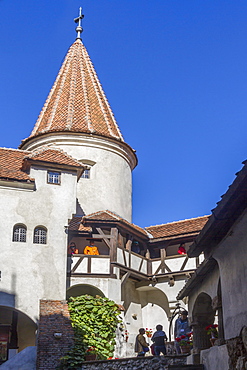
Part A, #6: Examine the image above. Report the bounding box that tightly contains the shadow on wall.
[37,304,75,370]
[192,292,215,352]
[122,283,170,317]
[0,290,37,365]
[66,284,105,300]
[0,291,15,309]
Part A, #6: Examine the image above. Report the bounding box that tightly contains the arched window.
[33,227,47,244]
[13,224,27,242]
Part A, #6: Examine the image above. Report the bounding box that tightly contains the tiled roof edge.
[145,215,210,230]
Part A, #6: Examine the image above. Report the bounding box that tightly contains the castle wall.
[22,133,136,222]
[0,166,77,322]
[213,209,247,340]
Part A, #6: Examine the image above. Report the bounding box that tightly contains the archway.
[0,306,37,363]
[137,287,170,338]
[66,284,105,300]
[192,292,215,353]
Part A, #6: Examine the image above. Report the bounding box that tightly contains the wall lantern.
[53,332,62,339]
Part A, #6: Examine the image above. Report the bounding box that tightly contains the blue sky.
[1,1,247,227]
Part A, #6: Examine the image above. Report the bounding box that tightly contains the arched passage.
[137,286,170,336]
[66,284,105,300]
[0,306,37,363]
[192,292,215,352]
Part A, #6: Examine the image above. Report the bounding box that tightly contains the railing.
[68,250,204,277]
[151,254,204,275]
[68,254,111,274]
[116,248,148,274]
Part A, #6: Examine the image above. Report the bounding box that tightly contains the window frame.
[12,224,27,243]
[81,168,91,179]
[33,226,47,244]
[47,171,61,185]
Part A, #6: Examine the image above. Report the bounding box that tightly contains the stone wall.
[81,355,188,369]
[36,300,74,370]
[227,326,247,370]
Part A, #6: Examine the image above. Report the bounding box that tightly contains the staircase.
[168,365,204,370]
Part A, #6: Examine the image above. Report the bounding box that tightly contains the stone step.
[168,365,204,370]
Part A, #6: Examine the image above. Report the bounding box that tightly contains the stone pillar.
[191,320,211,354]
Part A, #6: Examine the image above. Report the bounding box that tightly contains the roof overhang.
[22,158,84,181]
[177,258,217,300]
[82,218,149,241]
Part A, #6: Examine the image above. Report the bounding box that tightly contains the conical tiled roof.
[23,39,124,143]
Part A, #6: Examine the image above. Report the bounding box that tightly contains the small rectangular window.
[81,169,90,179]
[47,171,61,184]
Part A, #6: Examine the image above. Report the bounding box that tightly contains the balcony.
[67,247,203,280]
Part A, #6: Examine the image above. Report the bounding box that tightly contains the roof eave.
[22,158,84,180]
[177,258,217,300]
[82,218,149,240]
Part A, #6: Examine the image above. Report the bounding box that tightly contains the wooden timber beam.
[121,272,130,287]
[110,227,118,274]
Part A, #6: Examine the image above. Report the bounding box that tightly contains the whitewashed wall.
[22,133,137,222]
[0,166,77,322]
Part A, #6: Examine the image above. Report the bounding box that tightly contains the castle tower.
[20,9,137,222]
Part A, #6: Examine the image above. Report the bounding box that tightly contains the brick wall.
[36,300,74,370]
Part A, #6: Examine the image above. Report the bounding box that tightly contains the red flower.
[181,335,186,339]
[205,324,218,330]
[175,337,181,342]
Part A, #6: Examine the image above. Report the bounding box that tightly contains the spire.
[21,15,125,146]
[74,7,84,40]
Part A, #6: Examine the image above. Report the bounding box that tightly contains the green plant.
[59,294,122,369]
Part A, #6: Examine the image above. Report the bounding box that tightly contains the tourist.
[177,243,186,255]
[174,310,191,354]
[151,324,167,356]
[83,240,99,255]
[135,328,149,357]
[68,242,79,255]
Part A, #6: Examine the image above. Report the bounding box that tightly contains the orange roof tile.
[0,148,33,182]
[81,210,149,238]
[25,147,83,168]
[68,216,92,232]
[21,39,124,146]
[146,216,210,240]
[0,147,84,182]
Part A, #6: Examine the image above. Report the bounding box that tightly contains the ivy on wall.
[59,295,121,369]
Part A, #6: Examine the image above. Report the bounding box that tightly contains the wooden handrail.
[69,254,110,258]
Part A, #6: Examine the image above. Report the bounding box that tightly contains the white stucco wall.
[187,266,219,317]
[187,209,247,341]
[69,277,121,303]
[200,345,229,370]
[0,166,77,322]
[213,209,247,340]
[22,133,137,222]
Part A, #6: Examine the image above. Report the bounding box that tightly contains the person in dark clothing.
[135,328,149,357]
[174,310,191,354]
[151,324,168,356]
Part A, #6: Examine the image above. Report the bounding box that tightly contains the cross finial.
[74,7,84,40]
